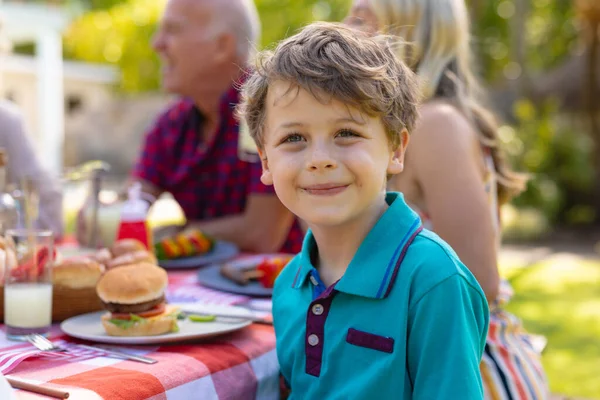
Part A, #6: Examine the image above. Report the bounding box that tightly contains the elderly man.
[131,0,302,253]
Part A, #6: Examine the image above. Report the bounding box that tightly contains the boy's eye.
[336,129,359,138]
[282,133,305,143]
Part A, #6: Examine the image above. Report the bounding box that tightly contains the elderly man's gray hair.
[215,0,261,64]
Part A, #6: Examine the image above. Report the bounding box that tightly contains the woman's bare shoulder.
[410,101,478,155]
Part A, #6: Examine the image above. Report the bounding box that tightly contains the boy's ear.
[387,129,410,176]
[257,148,274,186]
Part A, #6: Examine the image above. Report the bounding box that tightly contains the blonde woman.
[346,1,549,398]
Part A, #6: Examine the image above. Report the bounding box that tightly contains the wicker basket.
[0,285,104,323]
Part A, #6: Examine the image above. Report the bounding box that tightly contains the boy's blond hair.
[237,22,420,150]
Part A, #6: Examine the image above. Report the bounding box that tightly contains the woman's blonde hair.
[369,0,526,204]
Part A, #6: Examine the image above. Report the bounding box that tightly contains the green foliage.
[469,0,579,82]
[256,0,351,47]
[64,0,579,92]
[502,99,595,224]
[64,0,165,92]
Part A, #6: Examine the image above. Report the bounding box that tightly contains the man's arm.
[185,193,295,253]
[407,274,489,399]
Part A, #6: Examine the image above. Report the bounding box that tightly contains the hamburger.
[96,263,179,336]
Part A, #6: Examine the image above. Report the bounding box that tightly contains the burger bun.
[96,263,167,305]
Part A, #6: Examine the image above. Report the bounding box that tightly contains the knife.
[181,310,273,325]
[79,344,158,364]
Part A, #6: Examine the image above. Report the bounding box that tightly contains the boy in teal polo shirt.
[238,22,489,399]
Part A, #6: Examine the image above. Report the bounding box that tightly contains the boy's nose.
[307,146,337,171]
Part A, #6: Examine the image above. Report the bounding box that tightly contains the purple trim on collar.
[319,280,339,299]
[291,265,302,288]
[376,218,421,298]
[383,226,423,298]
[305,285,338,377]
[346,328,395,353]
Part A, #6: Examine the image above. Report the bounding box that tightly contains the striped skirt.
[481,280,550,399]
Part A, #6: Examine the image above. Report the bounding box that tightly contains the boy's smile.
[258,80,409,229]
[301,183,349,196]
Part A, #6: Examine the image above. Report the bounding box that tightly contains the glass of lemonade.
[4,229,54,341]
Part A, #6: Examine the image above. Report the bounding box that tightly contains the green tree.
[64,0,166,92]
[469,0,578,83]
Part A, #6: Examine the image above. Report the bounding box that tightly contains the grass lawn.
[500,257,600,399]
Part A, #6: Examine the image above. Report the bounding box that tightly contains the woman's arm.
[404,102,500,302]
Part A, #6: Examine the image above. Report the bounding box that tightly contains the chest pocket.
[346,328,395,353]
[343,327,396,369]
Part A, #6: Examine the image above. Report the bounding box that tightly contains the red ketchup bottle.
[115,183,152,249]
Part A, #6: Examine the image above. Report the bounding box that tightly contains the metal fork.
[26,334,157,364]
[26,334,65,352]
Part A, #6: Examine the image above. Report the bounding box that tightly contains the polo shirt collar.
[291,192,421,299]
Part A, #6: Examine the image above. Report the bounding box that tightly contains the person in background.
[0,102,64,237]
[79,0,303,253]
[0,16,63,238]
[239,22,489,398]
[346,0,549,398]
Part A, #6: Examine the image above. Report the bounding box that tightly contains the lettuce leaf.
[108,314,147,328]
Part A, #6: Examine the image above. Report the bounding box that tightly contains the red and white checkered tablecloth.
[0,271,279,400]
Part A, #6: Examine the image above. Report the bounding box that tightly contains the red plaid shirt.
[132,85,303,254]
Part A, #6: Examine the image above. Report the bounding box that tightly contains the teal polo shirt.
[273,192,489,399]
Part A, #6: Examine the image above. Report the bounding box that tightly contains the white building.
[1,53,118,160]
[0,0,118,174]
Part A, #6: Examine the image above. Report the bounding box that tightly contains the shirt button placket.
[305,288,336,377]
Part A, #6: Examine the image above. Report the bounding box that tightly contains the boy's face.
[258,81,409,228]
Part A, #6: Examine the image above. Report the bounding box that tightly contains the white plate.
[60,303,252,345]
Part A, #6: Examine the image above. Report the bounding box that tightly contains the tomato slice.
[110,303,166,320]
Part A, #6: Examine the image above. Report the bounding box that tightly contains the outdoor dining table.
[0,268,280,400]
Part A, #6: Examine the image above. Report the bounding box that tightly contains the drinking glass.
[4,229,54,341]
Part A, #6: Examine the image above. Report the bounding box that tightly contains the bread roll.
[106,250,157,270]
[111,239,147,258]
[53,258,105,289]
